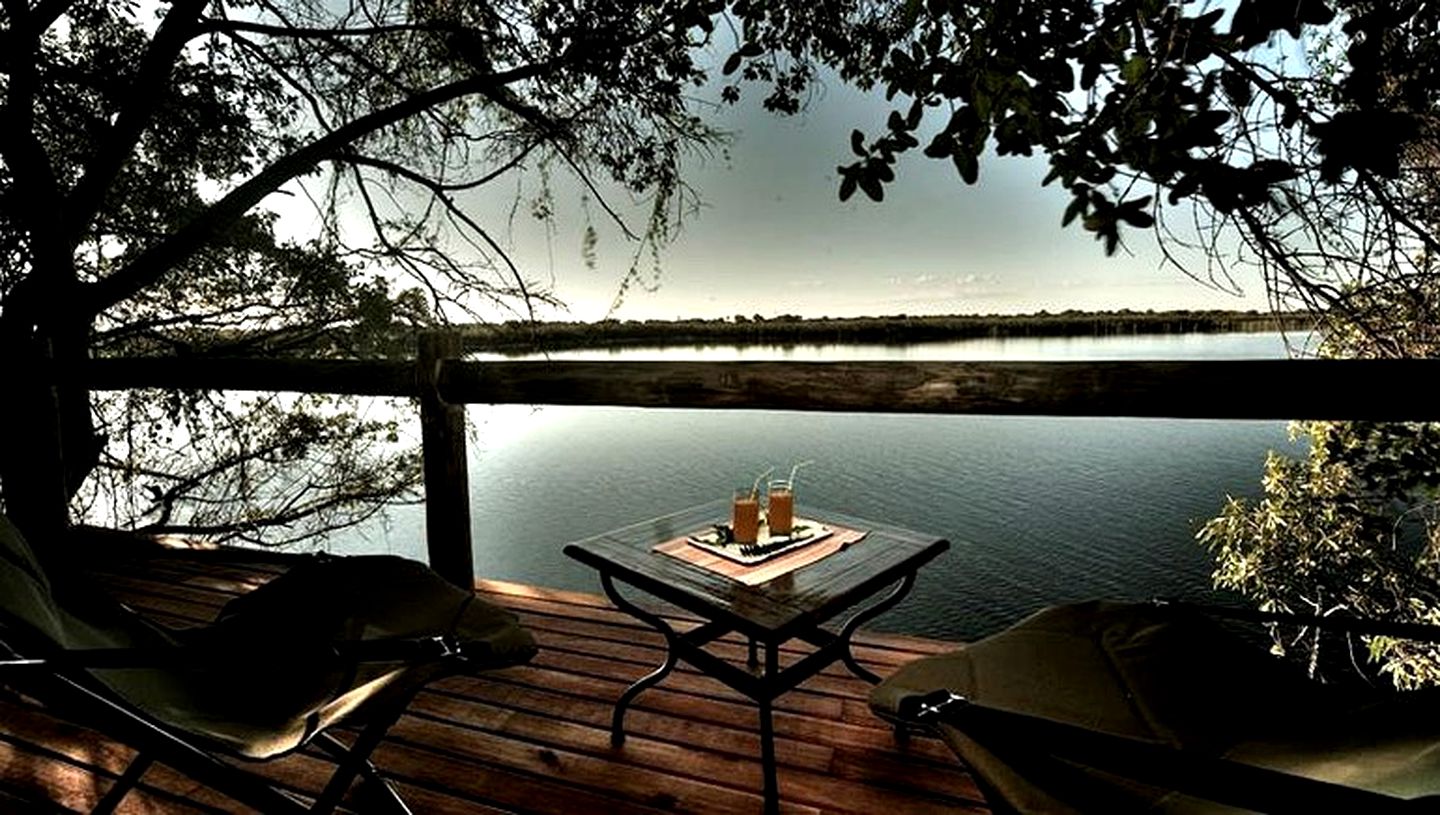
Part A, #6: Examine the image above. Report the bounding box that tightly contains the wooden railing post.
[417,331,474,589]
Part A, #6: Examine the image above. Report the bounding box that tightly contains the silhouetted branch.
[64,0,211,247]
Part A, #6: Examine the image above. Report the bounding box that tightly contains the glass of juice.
[767,479,794,538]
[732,488,760,544]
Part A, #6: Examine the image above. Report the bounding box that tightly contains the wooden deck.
[0,548,989,814]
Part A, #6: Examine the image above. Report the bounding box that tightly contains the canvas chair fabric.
[0,512,536,801]
[870,601,1440,813]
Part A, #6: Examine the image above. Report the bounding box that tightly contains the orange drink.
[732,490,760,544]
[767,480,794,537]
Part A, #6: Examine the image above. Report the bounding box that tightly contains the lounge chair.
[870,600,1440,813]
[0,513,536,813]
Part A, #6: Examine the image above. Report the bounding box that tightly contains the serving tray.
[687,518,833,565]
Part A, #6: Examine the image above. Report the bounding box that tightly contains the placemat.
[653,524,868,586]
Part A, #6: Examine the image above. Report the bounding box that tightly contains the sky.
[260,15,1279,325]
[479,71,1273,324]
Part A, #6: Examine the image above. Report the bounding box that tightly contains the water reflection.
[339,332,1299,640]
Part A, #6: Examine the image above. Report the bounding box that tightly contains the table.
[563,500,950,814]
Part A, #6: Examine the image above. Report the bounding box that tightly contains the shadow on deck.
[0,548,989,814]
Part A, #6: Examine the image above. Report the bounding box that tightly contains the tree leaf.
[1167,173,1202,205]
[858,173,885,201]
[952,152,979,184]
[1220,70,1252,108]
[1250,160,1299,184]
[906,99,924,129]
[923,132,952,158]
[1123,55,1148,84]
[1120,209,1154,228]
[850,129,867,156]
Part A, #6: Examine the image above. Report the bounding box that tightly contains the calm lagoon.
[341,330,1306,641]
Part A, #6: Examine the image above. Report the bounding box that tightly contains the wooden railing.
[76,332,1440,587]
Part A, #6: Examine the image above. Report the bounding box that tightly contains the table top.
[563,500,949,642]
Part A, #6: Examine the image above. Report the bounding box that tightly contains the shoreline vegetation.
[458,309,1315,355]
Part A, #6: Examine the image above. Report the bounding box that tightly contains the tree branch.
[220,28,336,134]
[344,171,455,309]
[1209,46,1312,129]
[83,55,570,316]
[64,0,213,248]
[339,151,528,288]
[1360,172,1440,258]
[198,17,460,39]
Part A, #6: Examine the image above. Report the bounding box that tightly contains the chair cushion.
[2,516,535,760]
[869,601,1375,813]
[100,555,536,759]
[1215,687,1440,801]
[0,514,176,653]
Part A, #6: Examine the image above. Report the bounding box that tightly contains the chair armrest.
[0,635,478,672]
[0,646,201,671]
[332,634,488,664]
[902,690,1431,814]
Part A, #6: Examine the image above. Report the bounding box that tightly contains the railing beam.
[437,359,1440,421]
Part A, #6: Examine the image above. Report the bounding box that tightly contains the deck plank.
[1,548,986,813]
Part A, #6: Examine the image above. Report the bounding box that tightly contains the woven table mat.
[653,525,868,586]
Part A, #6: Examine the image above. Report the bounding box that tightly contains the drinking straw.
[750,467,774,498]
[786,460,814,489]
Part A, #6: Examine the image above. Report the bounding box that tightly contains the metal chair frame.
[889,601,1440,815]
[0,627,487,814]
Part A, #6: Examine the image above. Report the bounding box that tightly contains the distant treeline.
[107,310,1315,360]
[459,310,1315,355]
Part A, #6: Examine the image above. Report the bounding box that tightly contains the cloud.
[788,277,828,289]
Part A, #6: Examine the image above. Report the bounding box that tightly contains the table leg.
[758,698,779,814]
[759,641,780,815]
[836,573,917,684]
[599,574,680,746]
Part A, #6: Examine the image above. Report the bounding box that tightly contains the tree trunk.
[0,292,99,546]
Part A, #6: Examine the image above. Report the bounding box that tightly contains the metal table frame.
[564,502,949,814]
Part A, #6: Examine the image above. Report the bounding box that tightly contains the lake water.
[339,331,1304,642]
